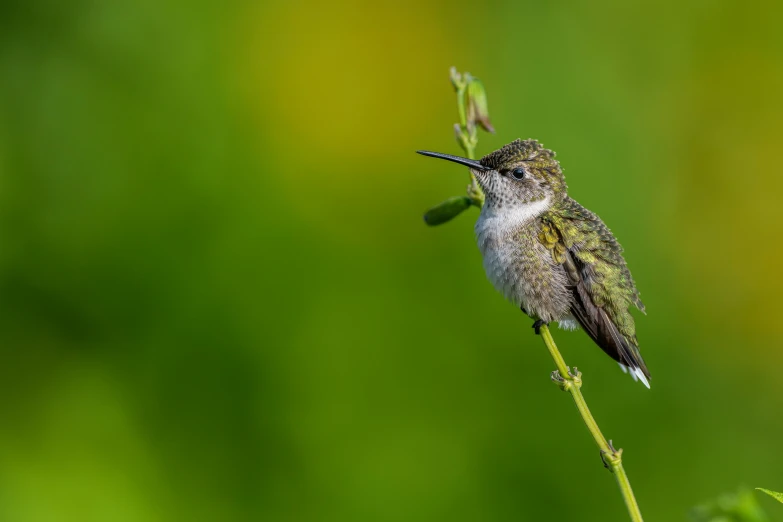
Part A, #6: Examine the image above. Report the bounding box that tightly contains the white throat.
[476,196,551,237]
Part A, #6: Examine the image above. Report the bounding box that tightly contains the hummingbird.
[418,139,650,387]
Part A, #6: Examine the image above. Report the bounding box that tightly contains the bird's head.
[418,139,567,212]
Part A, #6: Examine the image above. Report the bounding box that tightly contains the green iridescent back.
[540,198,645,345]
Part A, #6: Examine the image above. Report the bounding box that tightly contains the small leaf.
[756,488,783,504]
[691,488,769,522]
[423,196,472,226]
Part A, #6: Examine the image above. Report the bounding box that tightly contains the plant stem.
[539,324,644,522]
[450,68,484,207]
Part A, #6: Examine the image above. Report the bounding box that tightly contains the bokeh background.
[1,0,782,521]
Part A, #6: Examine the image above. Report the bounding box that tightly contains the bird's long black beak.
[416,150,490,171]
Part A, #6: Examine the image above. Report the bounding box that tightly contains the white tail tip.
[634,367,651,389]
[619,363,651,389]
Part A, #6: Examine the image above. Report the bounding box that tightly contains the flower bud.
[466,78,494,133]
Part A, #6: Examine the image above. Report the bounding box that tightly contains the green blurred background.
[1,0,782,521]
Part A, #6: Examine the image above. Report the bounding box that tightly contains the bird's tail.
[618,361,650,388]
[597,309,651,388]
[569,278,652,388]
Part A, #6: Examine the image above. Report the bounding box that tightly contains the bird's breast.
[475,214,536,309]
[474,203,571,322]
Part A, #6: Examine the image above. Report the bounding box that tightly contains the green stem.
[462,144,483,207]
[451,69,484,207]
[539,324,644,522]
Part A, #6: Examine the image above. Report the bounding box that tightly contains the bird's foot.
[532,319,547,335]
[600,440,623,471]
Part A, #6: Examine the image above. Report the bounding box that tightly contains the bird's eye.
[511,168,526,180]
